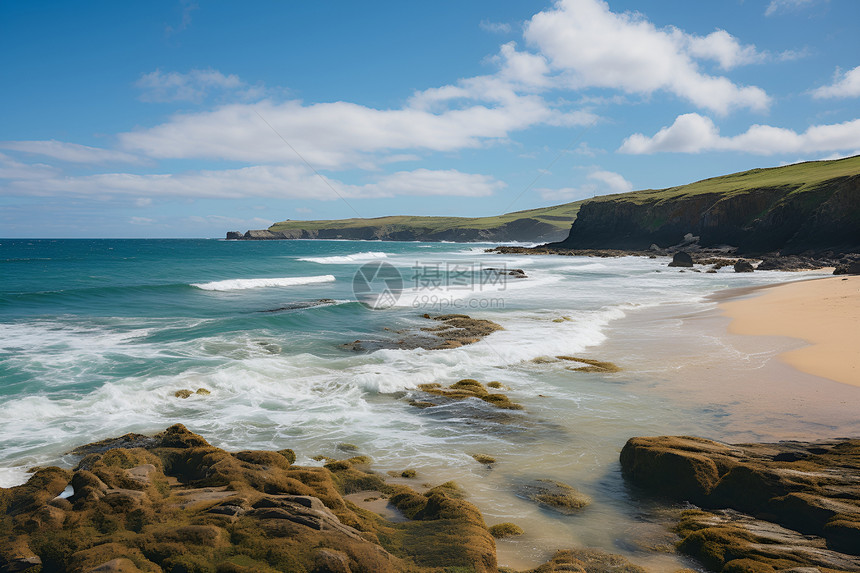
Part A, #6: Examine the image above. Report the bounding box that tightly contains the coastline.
[720,275,860,388]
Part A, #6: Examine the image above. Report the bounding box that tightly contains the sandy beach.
[721,275,860,387]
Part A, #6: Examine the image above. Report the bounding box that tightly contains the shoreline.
[720,275,860,388]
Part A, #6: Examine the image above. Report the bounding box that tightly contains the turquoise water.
[0,238,844,570]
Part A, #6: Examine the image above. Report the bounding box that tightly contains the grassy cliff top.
[587,154,860,206]
[268,200,584,233]
[267,155,860,232]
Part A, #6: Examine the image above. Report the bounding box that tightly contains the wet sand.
[721,275,860,387]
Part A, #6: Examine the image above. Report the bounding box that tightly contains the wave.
[192,275,335,291]
[298,251,388,264]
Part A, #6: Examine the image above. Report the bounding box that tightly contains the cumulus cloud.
[523,0,770,114]
[812,66,860,99]
[0,140,141,164]
[682,29,766,70]
[764,0,820,17]
[538,169,632,201]
[619,113,860,155]
[1,165,504,201]
[136,69,262,103]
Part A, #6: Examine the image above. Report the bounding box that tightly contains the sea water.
[0,238,851,570]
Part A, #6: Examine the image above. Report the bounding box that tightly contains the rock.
[225,231,243,240]
[734,259,755,272]
[668,252,694,267]
[88,558,144,572]
[312,548,352,573]
[344,313,504,352]
[2,425,509,573]
[125,464,158,485]
[834,261,860,275]
[620,436,730,503]
[555,356,621,373]
[757,255,827,271]
[527,549,646,573]
[517,478,591,514]
[416,379,523,410]
[621,436,860,569]
[677,509,860,572]
[489,523,524,538]
[471,454,496,465]
[173,389,193,399]
[1,556,42,572]
[69,433,158,455]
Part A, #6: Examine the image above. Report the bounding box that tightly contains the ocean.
[0,238,847,570]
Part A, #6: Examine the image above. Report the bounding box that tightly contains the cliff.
[227,201,584,243]
[550,155,860,255]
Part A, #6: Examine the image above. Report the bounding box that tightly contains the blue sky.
[1,0,858,238]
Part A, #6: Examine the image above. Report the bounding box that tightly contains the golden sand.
[721,276,860,387]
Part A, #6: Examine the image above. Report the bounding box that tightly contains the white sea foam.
[298,251,388,264]
[192,275,335,291]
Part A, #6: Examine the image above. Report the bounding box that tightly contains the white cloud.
[765,0,820,17]
[1,164,504,201]
[0,152,58,180]
[480,20,512,34]
[682,29,765,70]
[129,216,155,225]
[538,169,632,201]
[0,140,141,164]
[812,66,860,99]
[619,113,860,155]
[523,0,770,114]
[136,69,261,103]
[119,93,590,169]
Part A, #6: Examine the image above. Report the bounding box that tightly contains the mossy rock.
[517,479,590,514]
[489,523,523,538]
[418,380,523,410]
[556,356,621,373]
[471,454,496,465]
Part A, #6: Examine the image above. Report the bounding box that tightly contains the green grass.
[589,154,860,206]
[268,201,584,233]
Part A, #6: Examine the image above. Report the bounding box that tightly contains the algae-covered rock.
[525,548,647,573]
[489,522,524,538]
[555,356,621,373]
[518,479,591,514]
[1,425,501,573]
[416,379,523,410]
[621,435,860,570]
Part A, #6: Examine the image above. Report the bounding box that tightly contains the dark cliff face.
[552,175,860,255]
[231,217,569,243]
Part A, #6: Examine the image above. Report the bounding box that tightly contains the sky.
[1,0,858,238]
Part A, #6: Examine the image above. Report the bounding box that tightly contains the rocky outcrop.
[342,313,504,352]
[0,424,500,573]
[229,217,569,243]
[620,436,860,572]
[551,157,860,256]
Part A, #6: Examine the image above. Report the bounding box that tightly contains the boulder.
[621,436,860,570]
[734,259,754,272]
[516,479,591,514]
[834,261,860,275]
[668,251,694,267]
